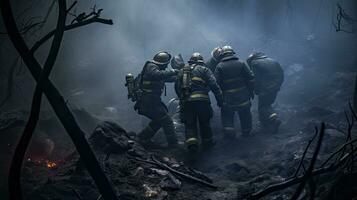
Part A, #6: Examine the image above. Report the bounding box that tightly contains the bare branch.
[31,16,113,53]
[66,1,78,13]
[293,127,318,177]
[1,1,118,200]
[8,0,67,199]
[290,123,325,200]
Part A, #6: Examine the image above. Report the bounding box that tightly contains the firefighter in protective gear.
[176,52,223,151]
[136,51,179,147]
[247,52,284,133]
[206,47,223,72]
[215,45,255,138]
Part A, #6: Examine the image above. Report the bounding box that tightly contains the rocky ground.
[0,72,356,200]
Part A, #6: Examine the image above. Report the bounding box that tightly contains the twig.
[293,127,318,177]
[290,123,325,200]
[248,150,353,199]
[129,155,218,189]
[66,1,77,13]
[70,187,83,200]
[31,17,113,53]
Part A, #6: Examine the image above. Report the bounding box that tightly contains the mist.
[2,0,357,131]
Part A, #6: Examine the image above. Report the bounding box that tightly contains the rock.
[159,173,181,191]
[225,162,250,174]
[150,168,169,176]
[88,121,132,154]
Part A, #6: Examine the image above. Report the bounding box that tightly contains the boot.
[161,116,178,148]
[137,125,156,144]
[185,137,199,152]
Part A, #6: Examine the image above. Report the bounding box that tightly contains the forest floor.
[0,72,356,200]
[0,102,351,200]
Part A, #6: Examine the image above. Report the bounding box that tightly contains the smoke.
[2,0,357,130]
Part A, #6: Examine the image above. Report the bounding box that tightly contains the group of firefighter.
[125,45,284,152]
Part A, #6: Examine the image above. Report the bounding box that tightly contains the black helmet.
[222,45,235,56]
[188,52,204,65]
[211,47,223,61]
[247,52,267,65]
[171,54,185,70]
[152,51,172,65]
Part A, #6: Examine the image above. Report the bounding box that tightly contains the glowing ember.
[46,161,57,169]
[26,157,59,169]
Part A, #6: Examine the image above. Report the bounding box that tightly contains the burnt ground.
[0,72,356,200]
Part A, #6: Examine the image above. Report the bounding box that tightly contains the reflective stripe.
[224,86,247,93]
[268,113,278,119]
[223,78,243,83]
[185,137,199,145]
[237,100,250,107]
[223,127,235,131]
[142,89,153,92]
[191,76,205,83]
[189,93,209,99]
[142,81,162,85]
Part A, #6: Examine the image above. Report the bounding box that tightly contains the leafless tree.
[0,0,118,199]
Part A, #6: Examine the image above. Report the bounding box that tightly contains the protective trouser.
[221,102,252,137]
[182,101,214,148]
[137,102,177,146]
[258,91,278,126]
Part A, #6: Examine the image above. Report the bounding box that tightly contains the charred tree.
[0,1,117,200]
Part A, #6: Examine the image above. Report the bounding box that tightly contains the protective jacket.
[248,55,284,95]
[176,63,222,104]
[214,55,254,108]
[139,61,177,104]
[205,57,220,73]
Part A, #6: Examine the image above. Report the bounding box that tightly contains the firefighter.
[247,52,284,133]
[176,52,223,151]
[215,45,255,138]
[206,47,223,72]
[136,51,179,147]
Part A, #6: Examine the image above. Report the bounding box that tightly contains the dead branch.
[248,149,354,200]
[0,0,118,200]
[129,155,218,189]
[66,1,77,13]
[333,3,356,33]
[293,127,318,177]
[290,123,325,200]
[8,0,66,199]
[31,15,113,54]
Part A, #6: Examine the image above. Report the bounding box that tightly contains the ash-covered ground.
[0,70,356,200]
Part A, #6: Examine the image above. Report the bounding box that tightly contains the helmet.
[152,51,172,65]
[222,45,235,56]
[247,52,267,65]
[171,54,185,70]
[188,52,204,65]
[211,47,223,61]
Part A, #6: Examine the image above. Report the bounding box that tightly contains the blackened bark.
[8,1,67,199]
[0,1,118,200]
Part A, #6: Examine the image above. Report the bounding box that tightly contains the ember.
[46,161,57,169]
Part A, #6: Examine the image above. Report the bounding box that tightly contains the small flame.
[46,161,57,169]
